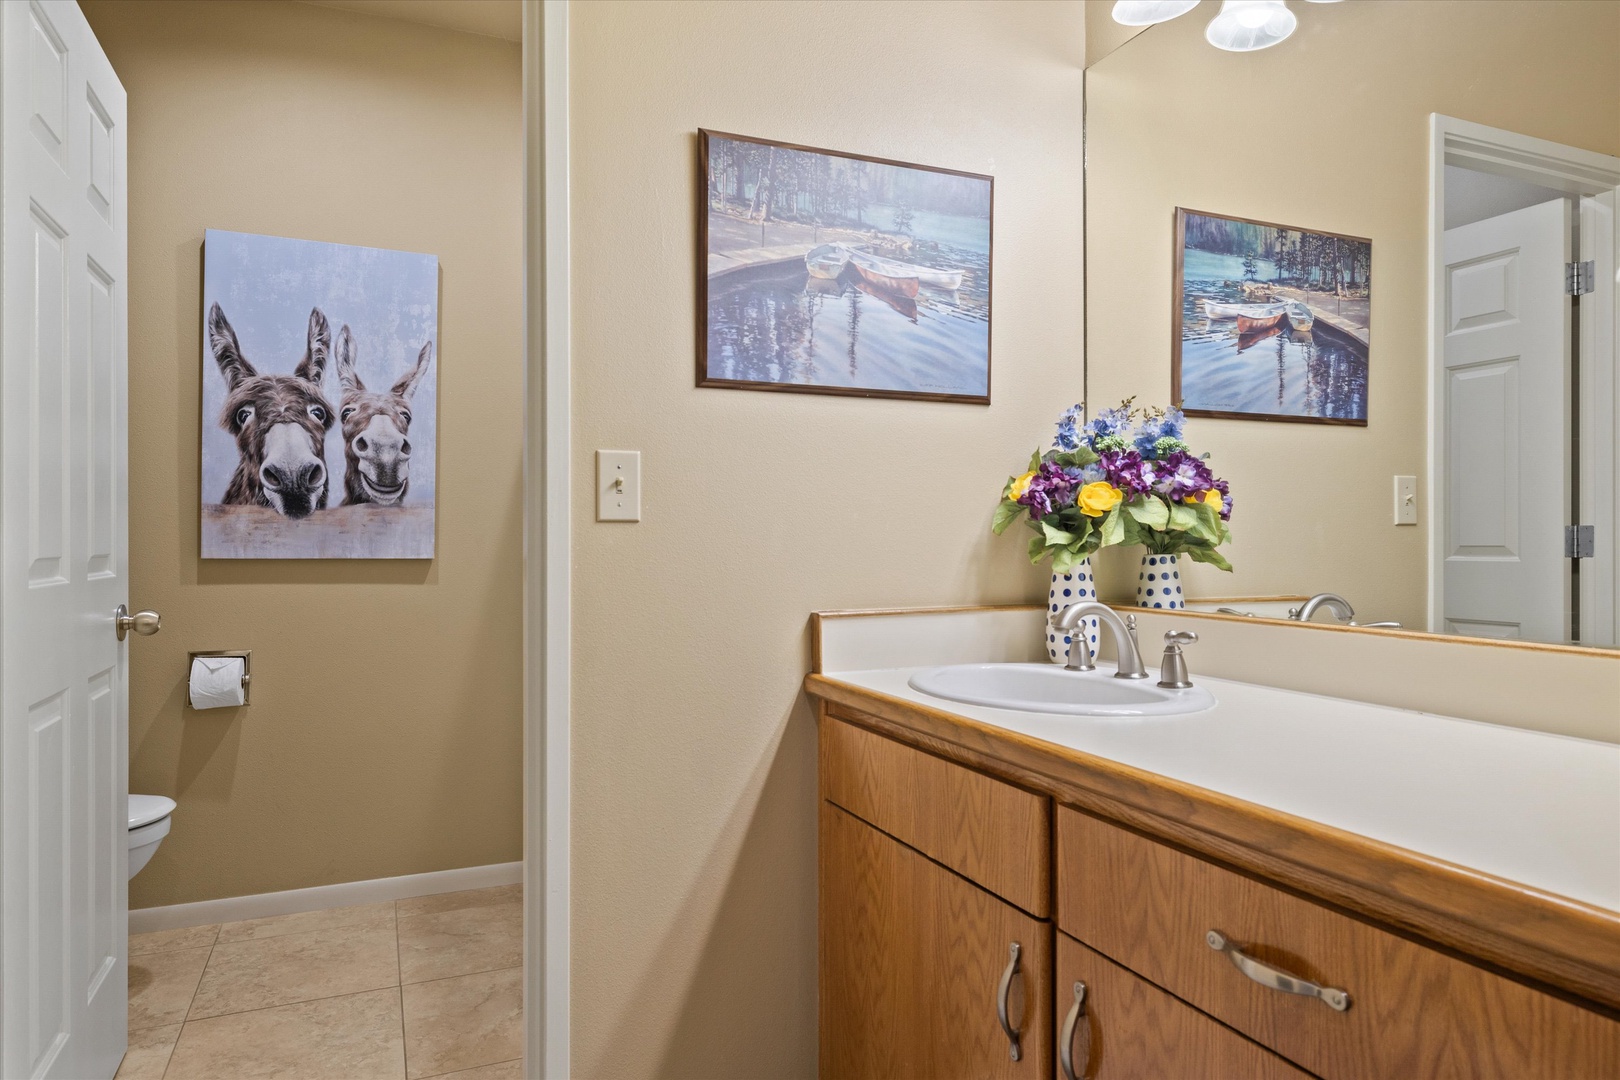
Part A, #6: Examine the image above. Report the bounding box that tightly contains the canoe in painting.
[847,248,964,291]
[1236,310,1287,334]
[846,252,920,298]
[1283,300,1315,331]
[1203,299,1286,321]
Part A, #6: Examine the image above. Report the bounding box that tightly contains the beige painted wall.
[1085,0,1620,625]
[570,1,1085,1073]
[1084,0,1148,68]
[81,0,524,909]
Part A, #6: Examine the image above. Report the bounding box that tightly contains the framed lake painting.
[699,130,993,404]
[201,228,438,558]
[1172,208,1370,426]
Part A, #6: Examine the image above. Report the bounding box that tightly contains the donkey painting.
[208,302,336,519]
[334,325,433,506]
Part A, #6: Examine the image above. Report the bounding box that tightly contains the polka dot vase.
[1137,553,1185,610]
[1046,559,1100,664]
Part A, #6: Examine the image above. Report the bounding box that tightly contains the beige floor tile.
[401,967,522,1080]
[396,885,519,919]
[114,1023,181,1080]
[398,900,521,984]
[189,923,400,1019]
[129,946,211,1028]
[421,1060,522,1079]
[217,900,396,944]
[129,924,220,956]
[165,987,406,1080]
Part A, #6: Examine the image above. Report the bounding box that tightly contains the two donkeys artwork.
[201,230,438,558]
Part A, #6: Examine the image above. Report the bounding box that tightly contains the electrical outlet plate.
[597,450,640,522]
[1394,475,1417,525]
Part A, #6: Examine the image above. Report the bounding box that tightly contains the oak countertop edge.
[804,671,1620,1014]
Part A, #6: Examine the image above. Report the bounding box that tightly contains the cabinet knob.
[995,941,1023,1062]
[1059,981,1089,1080]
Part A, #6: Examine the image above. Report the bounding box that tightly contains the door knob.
[115,604,161,641]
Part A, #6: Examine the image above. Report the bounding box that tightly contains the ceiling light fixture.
[1111,1,1202,27]
[1205,0,1298,52]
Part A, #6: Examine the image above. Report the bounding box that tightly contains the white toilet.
[128,795,176,879]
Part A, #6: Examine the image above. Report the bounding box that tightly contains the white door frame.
[523,1,571,1076]
[1427,115,1620,639]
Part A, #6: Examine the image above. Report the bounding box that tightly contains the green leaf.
[1028,533,1049,565]
[992,499,1022,535]
[1125,496,1170,531]
[1027,448,1043,473]
[1186,545,1233,572]
[1187,500,1222,542]
[1099,506,1125,548]
[1168,503,1199,533]
[1118,511,1146,547]
[1051,546,1082,574]
[1042,521,1081,547]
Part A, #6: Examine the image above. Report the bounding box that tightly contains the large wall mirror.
[1084,0,1620,648]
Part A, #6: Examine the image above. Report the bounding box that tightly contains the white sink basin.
[908,663,1216,717]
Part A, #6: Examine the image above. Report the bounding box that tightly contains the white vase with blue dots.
[1046,559,1100,664]
[1136,553,1185,610]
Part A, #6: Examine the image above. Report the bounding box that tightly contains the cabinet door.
[1055,933,1311,1080]
[821,803,1052,1080]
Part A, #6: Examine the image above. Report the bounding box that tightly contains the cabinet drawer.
[1056,807,1620,1079]
[821,713,1049,915]
[1056,932,1311,1080]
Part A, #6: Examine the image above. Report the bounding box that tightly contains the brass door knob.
[115,604,161,642]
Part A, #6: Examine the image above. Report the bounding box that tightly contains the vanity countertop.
[807,643,1620,1012]
[818,664,1620,914]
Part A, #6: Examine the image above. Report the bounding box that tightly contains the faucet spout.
[1053,602,1150,679]
[1291,592,1355,624]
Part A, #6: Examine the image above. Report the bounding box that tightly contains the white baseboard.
[129,861,523,935]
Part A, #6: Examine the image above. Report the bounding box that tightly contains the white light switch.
[1393,475,1417,526]
[597,450,640,522]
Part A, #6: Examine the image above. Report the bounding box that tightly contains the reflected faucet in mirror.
[1290,593,1354,625]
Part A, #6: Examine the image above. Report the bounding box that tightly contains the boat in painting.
[1236,310,1287,334]
[1283,300,1315,331]
[805,244,849,279]
[848,249,965,290]
[1203,299,1286,321]
[846,250,920,298]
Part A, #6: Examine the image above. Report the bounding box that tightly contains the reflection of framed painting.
[699,129,993,404]
[1172,207,1370,426]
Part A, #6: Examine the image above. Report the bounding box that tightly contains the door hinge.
[1566,260,1595,296]
[1565,524,1595,559]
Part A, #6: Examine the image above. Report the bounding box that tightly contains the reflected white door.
[1441,198,1570,641]
[1,3,129,1078]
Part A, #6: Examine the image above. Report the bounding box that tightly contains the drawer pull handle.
[1059,980,1089,1080]
[1206,930,1350,1012]
[996,941,1023,1061]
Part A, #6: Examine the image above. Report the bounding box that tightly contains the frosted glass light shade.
[1206,0,1298,51]
[1112,1,1201,26]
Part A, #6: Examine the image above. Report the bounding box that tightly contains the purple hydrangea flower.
[1017,460,1078,519]
[1153,450,1216,502]
[1099,449,1155,496]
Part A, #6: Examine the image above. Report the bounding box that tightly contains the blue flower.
[1084,403,1134,447]
[1134,407,1187,458]
[1053,404,1084,450]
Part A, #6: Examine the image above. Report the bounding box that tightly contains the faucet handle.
[1158,630,1197,689]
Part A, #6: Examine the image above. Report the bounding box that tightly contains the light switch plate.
[1393,475,1417,525]
[597,450,640,522]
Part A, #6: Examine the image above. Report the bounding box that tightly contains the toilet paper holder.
[187,650,252,707]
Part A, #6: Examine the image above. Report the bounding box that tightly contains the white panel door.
[1441,198,1569,642]
[1,3,129,1078]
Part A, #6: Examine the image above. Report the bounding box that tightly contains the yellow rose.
[1078,481,1123,517]
[1195,488,1222,507]
[1009,471,1036,500]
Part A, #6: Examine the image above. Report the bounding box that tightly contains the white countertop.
[826,664,1620,914]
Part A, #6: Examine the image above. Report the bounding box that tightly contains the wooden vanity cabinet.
[820,715,1052,1078]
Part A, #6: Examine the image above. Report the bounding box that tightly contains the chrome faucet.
[1290,592,1354,624]
[1052,602,1150,679]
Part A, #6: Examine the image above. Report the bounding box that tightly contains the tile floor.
[120,885,522,1080]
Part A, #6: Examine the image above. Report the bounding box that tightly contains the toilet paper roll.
[189,655,246,709]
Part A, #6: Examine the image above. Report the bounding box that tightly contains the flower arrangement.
[992,400,1233,573]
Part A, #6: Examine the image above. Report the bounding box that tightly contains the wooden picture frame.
[1171,207,1371,426]
[698,129,994,405]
